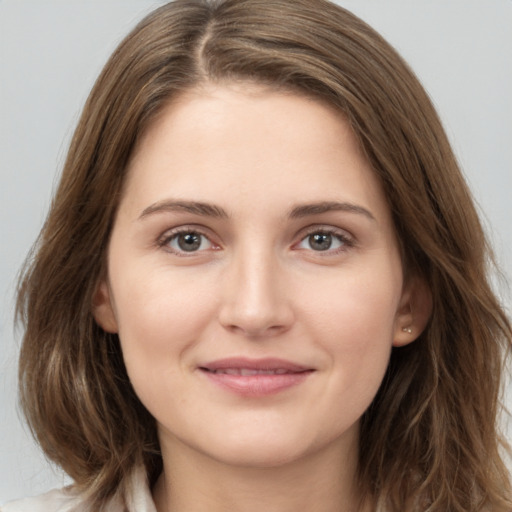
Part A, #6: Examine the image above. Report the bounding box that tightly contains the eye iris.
[177,233,201,251]
[309,233,332,251]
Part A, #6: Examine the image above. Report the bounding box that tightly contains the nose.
[217,247,295,338]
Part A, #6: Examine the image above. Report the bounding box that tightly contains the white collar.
[2,465,156,512]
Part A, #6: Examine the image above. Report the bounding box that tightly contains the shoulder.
[1,466,156,512]
[0,466,156,512]
[1,486,82,512]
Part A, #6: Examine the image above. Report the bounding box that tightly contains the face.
[94,83,423,470]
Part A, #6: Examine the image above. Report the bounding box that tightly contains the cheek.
[304,265,401,342]
[302,268,401,395]
[110,270,220,423]
[110,266,218,378]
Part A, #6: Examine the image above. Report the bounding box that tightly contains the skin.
[94,83,429,512]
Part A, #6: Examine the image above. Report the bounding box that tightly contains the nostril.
[222,322,290,338]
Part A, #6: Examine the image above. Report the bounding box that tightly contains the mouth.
[198,358,315,397]
[202,368,297,375]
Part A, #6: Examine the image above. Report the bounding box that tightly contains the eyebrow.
[288,201,376,221]
[138,199,375,222]
[139,200,229,220]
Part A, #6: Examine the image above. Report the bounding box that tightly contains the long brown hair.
[16,0,511,510]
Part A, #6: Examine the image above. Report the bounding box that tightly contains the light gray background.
[1,0,511,503]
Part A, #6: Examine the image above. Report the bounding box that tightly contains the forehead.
[122,83,390,224]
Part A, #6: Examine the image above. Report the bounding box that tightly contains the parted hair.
[16,0,512,510]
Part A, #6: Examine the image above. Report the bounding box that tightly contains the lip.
[198,357,315,397]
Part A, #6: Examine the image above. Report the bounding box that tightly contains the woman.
[4,0,511,510]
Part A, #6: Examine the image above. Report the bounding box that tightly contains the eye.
[296,229,353,253]
[161,229,215,254]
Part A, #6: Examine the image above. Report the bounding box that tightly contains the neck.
[153,433,366,512]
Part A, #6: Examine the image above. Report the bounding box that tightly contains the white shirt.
[0,466,156,512]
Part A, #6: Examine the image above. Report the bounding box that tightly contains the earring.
[402,327,412,334]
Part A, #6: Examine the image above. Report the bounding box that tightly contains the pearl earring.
[402,327,412,334]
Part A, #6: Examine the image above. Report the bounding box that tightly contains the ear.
[393,275,432,347]
[92,280,118,333]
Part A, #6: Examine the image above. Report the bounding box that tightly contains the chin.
[192,426,341,470]
[208,443,309,469]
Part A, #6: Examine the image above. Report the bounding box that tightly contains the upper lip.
[199,357,313,373]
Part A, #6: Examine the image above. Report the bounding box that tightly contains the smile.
[199,358,314,397]
[204,368,295,375]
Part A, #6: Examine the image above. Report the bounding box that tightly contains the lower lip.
[200,370,313,397]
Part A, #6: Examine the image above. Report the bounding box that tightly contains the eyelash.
[157,227,218,256]
[157,225,355,257]
[296,226,355,255]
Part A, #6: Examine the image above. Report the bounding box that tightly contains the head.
[17,0,511,510]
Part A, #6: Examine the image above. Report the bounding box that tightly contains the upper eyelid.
[159,224,214,239]
[157,225,218,250]
[297,224,355,240]
[158,223,352,236]
[301,225,349,235]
